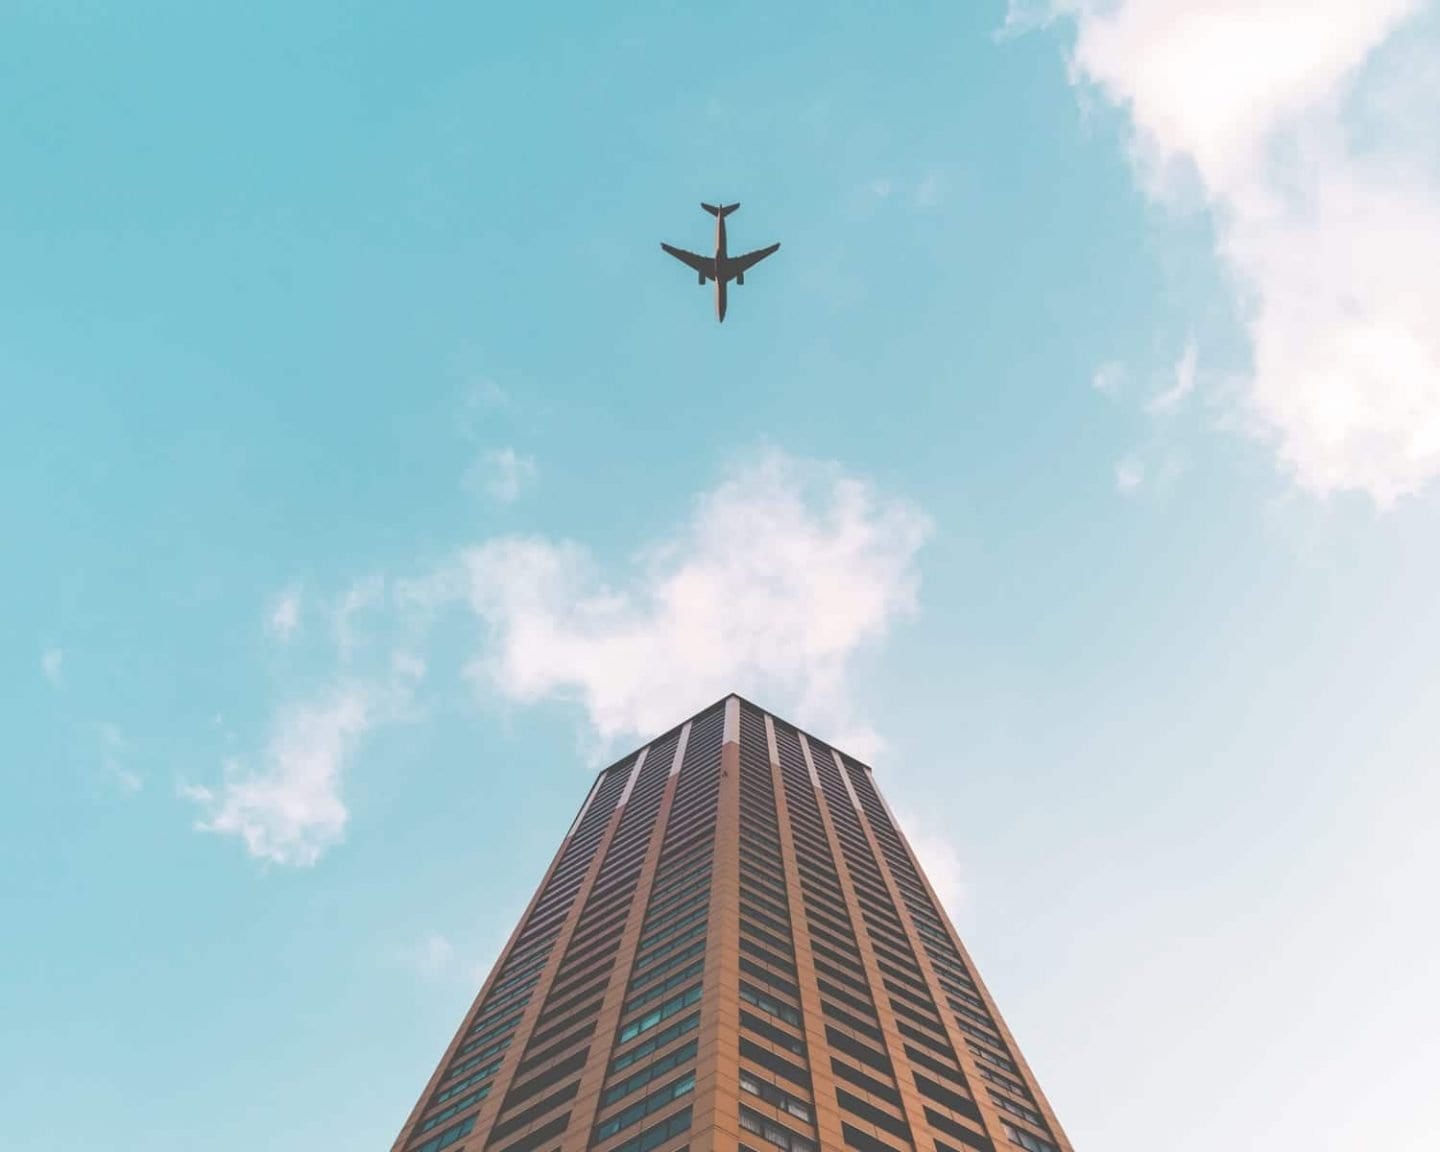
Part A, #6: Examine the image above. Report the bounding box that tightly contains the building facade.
[390,696,1072,1152]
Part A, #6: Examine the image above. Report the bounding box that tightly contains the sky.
[3,2,1439,1149]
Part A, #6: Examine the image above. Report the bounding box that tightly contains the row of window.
[740,893,791,945]
[502,1047,591,1122]
[489,1080,580,1145]
[976,1063,1029,1100]
[905,1042,968,1092]
[623,963,704,1019]
[741,875,790,927]
[633,921,707,978]
[514,1019,595,1079]
[837,1085,909,1141]
[739,980,800,1027]
[463,1000,525,1045]
[601,1104,692,1152]
[739,1104,817,1152]
[456,1019,517,1060]
[593,1072,695,1143]
[741,1008,805,1057]
[739,1069,811,1123]
[610,1011,698,1076]
[527,993,603,1052]
[496,1107,572,1152]
[646,865,712,920]
[618,983,702,1044]
[416,1084,487,1135]
[832,1055,900,1107]
[1002,1121,1057,1152]
[990,1088,1044,1127]
[407,1114,473,1152]
[740,1036,810,1091]
[434,1057,501,1103]
[547,956,617,1018]
[629,938,707,996]
[537,972,610,1031]
[637,900,708,955]
[495,934,559,1000]
[600,1033,698,1113]
[442,1040,508,1084]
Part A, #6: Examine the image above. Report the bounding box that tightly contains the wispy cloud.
[333,575,385,661]
[193,449,930,864]
[101,723,142,794]
[187,688,372,866]
[1105,342,1198,495]
[1020,0,1440,506]
[1147,338,1199,415]
[41,647,64,688]
[267,586,302,643]
[1114,456,1146,494]
[464,448,538,505]
[914,173,945,209]
[407,932,457,979]
[1092,360,1126,398]
[456,449,931,759]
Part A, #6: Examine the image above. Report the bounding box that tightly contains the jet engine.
[698,271,706,285]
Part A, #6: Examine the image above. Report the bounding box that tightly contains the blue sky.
[4,3,1439,1150]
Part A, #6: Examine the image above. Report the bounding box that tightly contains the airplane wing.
[661,243,717,281]
[721,242,780,280]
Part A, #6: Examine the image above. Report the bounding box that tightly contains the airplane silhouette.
[661,203,780,323]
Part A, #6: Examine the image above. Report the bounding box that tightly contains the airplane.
[661,203,780,323]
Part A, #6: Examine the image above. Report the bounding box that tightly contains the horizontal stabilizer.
[701,202,740,218]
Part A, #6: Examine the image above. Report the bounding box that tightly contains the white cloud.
[914,174,944,209]
[1092,360,1126,397]
[408,932,456,979]
[193,450,930,862]
[41,647,63,688]
[1115,456,1145,493]
[458,378,512,439]
[267,587,302,642]
[464,448,538,505]
[895,808,967,921]
[189,688,371,866]
[458,450,932,757]
[1147,338,1198,415]
[333,575,385,661]
[1022,0,1440,506]
[101,723,142,794]
[391,650,428,685]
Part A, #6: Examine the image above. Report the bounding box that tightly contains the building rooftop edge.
[589,692,875,778]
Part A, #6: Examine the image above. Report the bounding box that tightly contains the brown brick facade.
[390,696,1072,1152]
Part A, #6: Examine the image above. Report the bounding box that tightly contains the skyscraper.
[391,696,1071,1152]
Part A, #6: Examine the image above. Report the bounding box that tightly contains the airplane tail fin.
[701,202,740,218]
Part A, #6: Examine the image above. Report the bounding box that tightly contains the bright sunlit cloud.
[457,449,932,758]
[186,688,372,866]
[1019,0,1440,506]
[191,449,931,864]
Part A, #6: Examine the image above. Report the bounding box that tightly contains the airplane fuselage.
[661,202,778,323]
[713,214,729,322]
